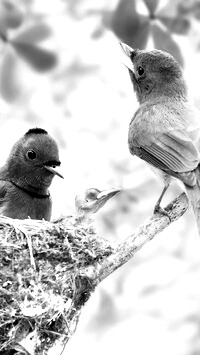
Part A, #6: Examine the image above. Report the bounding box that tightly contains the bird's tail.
[185,169,200,237]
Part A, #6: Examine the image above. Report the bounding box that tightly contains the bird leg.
[154,183,171,220]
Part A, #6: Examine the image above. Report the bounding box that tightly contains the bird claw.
[154,204,171,222]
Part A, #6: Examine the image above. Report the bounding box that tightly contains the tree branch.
[95,192,188,283]
[0,192,189,354]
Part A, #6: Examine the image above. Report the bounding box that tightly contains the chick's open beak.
[97,188,121,201]
[44,165,64,179]
[120,42,135,71]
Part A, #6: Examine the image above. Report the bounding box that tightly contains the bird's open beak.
[97,188,121,201]
[44,165,64,179]
[120,42,134,71]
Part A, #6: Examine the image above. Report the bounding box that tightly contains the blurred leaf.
[13,24,52,44]
[0,49,21,101]
[111,0,150,49]
[11,41,57,72]
[157,1,179,18]
[0,1,24,29]
[152,23,184,66]
[192,3,200,20]
[0,23,7,41]
[143,0,159,14]
[112,15,150,49]
[178,1,200,17]
[92,26,105,39]
[159,16,190,35]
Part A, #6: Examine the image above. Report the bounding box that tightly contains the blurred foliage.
[71,0,200,66]
[0,0,57,102]
[1,0,200,354]
[1,0,200,102]
[105,0,192,65]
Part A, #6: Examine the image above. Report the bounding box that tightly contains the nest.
[0,216,114,354]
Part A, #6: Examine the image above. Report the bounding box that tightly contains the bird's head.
[6,128,63,191]
[120,42,187,104]
[75,187,120,221]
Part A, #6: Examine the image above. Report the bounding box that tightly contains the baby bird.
[75,188,120,222]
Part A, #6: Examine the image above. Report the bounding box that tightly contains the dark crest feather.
[25,128,48,136]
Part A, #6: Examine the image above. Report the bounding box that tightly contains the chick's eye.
[88,192,96,200]
[137,66,144,76]
[87,190,98,200]
[26,149,37,160]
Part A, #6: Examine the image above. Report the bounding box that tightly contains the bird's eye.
[137,66,144,76]
[86,189,98,200]
[88,192,96,200]
[26,149,37,160]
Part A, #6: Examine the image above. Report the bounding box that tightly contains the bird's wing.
[143,129,200,173]
[129,102,200,174]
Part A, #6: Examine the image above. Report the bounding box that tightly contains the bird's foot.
[154,204,171,222]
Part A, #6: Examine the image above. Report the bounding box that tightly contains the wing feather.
[129,101,200,174]
[139,131,200,173]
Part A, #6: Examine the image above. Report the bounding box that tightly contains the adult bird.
[120,43,200,234]
[75,188,120,222]
[0,128,63,221]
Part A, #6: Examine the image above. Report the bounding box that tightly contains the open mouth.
[97,188,121,201]
[43,160,64,179]
[120,42,135,72]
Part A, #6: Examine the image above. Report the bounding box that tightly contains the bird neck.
[134,77,188,104]
[141,93,188,107]
[0,163,50,196]
[11,181,50,198]
[139,90,187,105]
[75,209,93,224]
[75,214,94,227]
